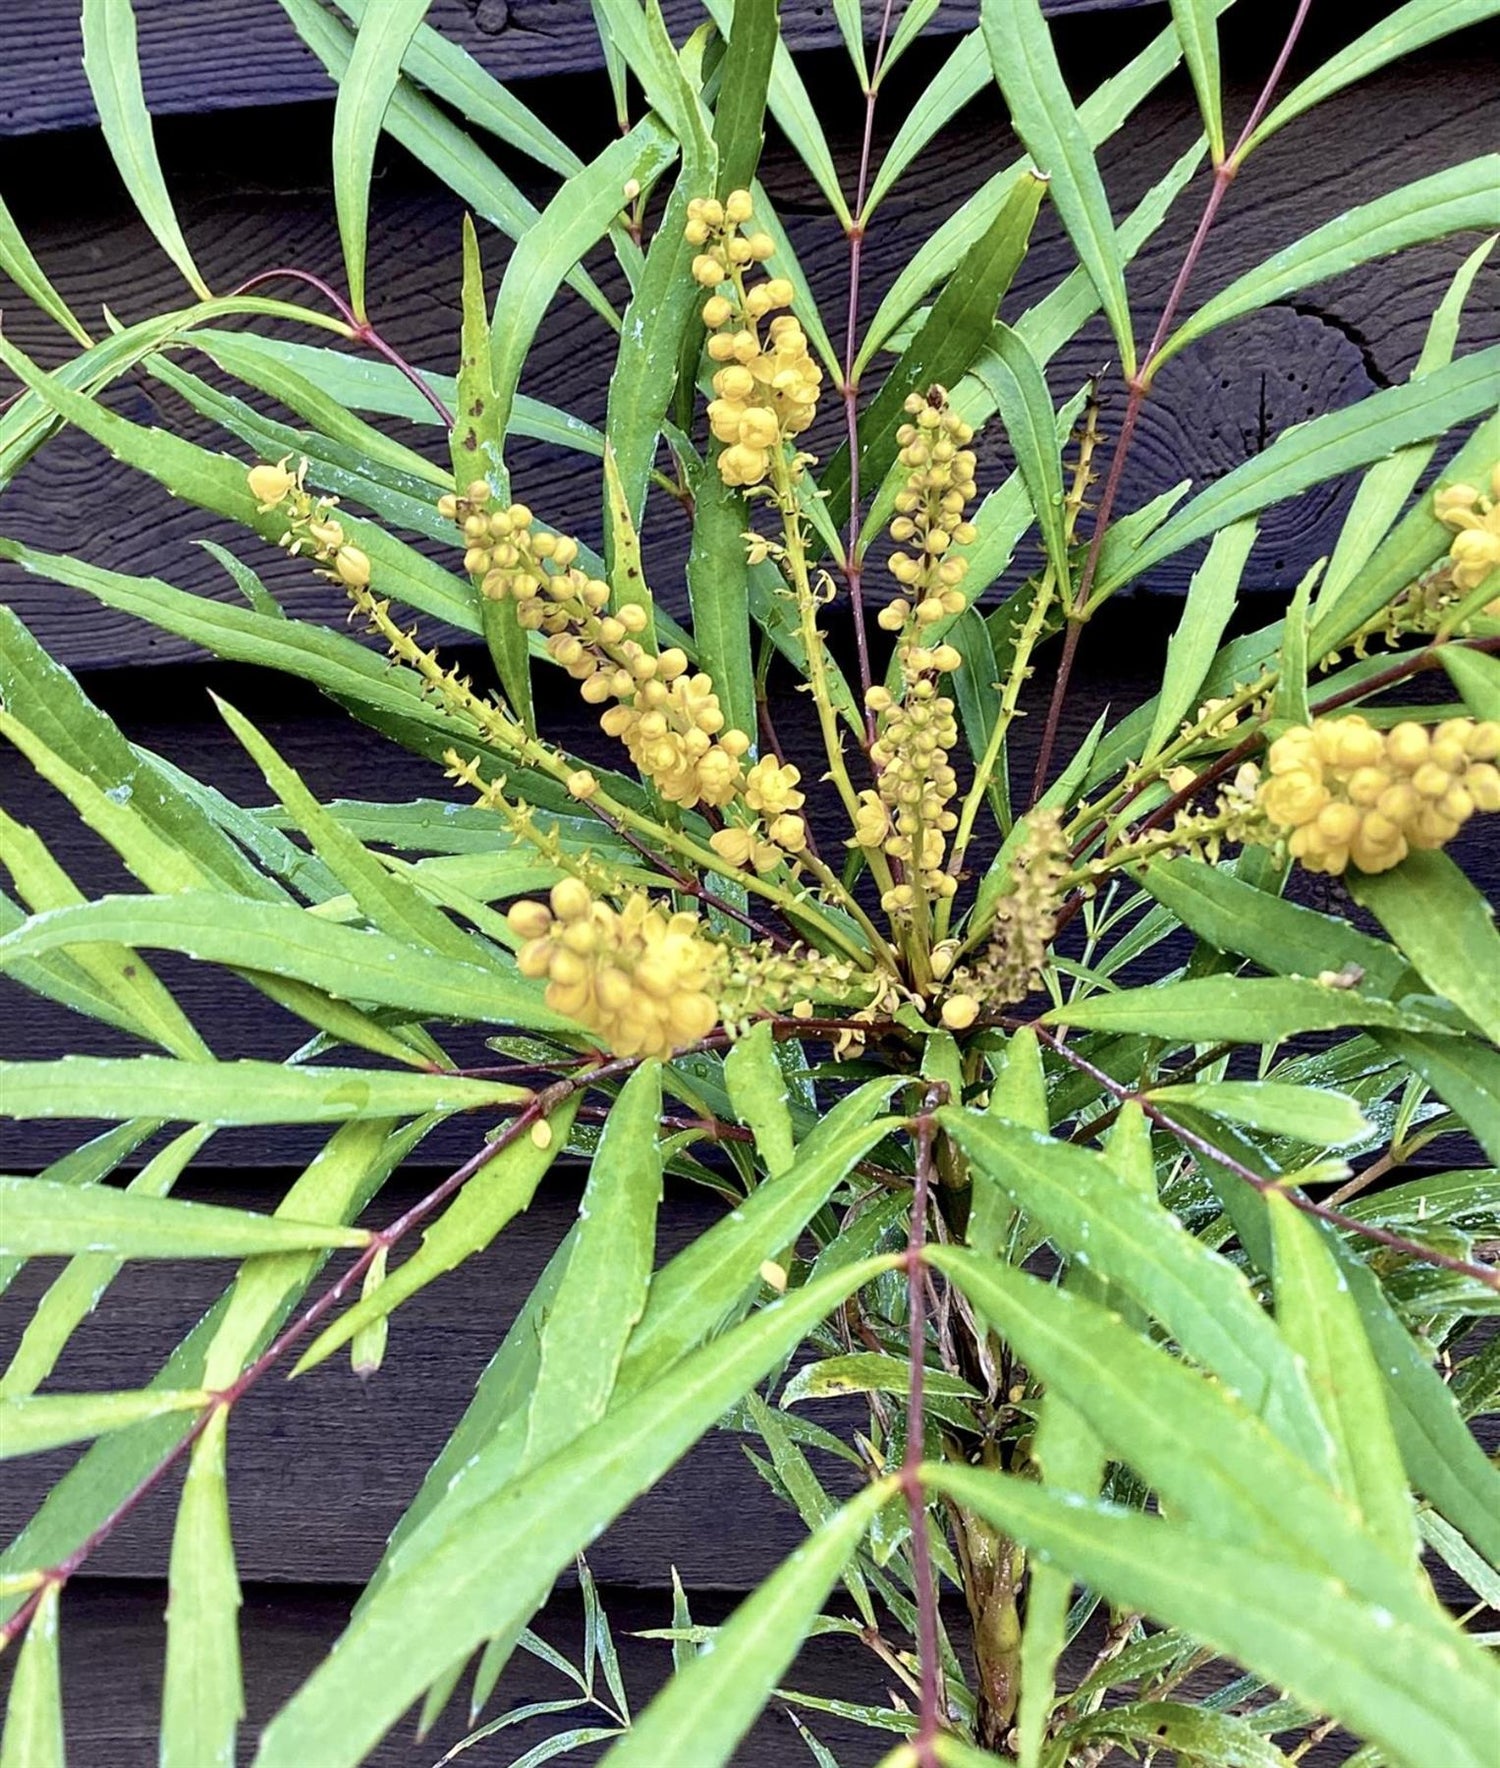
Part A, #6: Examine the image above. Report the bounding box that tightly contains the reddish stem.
[1027,1023,1500,1293]
[1027,0,1315,805]
[903,1104,944,1766]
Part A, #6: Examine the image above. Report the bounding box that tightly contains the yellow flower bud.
[940,995,980,1032]
[248,459,298,507]
[333,544,371,589]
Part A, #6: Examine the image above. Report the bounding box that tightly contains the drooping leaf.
[1143,519,1257,760]
[0,1178,371,1260]
[1044,974,1454,1043]
[81,0,210,297]
[0,1584,64,1768]
[1146,1080,1371,1146]
[970,322,1068,584]
[161,1406,244,1768]
[1350,849,1500,1044]
[1374,1032,1500,1164]
[0,1389,208,1460]
[0,193,92,347]
[333,0,433,319]
[982,0,1135,374]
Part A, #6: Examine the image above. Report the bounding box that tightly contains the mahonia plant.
[1,5,1499,1768]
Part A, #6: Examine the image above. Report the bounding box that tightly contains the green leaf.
[971,322,1068,584]
[0,1388,208,1459]
[926,1462,1500,1768]
[779,1354,980,1409]
[937,1111,1333,1472]
[522,1067,662,1461]
[1246,0,1500,153]
[350,1248,391,1378]
[1093,349,1500,600]
[334,0,433,320]
[1268,1195,1417,1567]
[1147,1080,1371,1147]
[253,1255,899,1768]
[0,1122,159,1302]
[603,441,656,642]
[0,1056,524,1128]
[0,1177,370,1260]
[0,193,92,347]
[614,1079,899,1392]
[1169,0,1224,161]
[1316,237,1495,626]
[712,0,779,194]
[1054,1701,1298,1767]
[930,1246,1427,1613]
[724,1020,795,1178]
[685,449,756,741]
[81,0,210,297]
[825,171,1046,528]
[1138,859,1412,997]
[1158,157,1500,369]
[0,1584,63,1768]
[1442,643,1500,721]
[0,893,572,1034]
[599,1482,890,1768]
[1047,973,1454,1042]
[213,697,495,968]
[1350,850,1500,1044]
[1143,519,1257,760]
[489,118,677,452]
[1,1125,213,1399]
[293,1094,580,1374]
[161,1406,243,1768]
[982,0,1134,374]
[1376,1032,1500,1164]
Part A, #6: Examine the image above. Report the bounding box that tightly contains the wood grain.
[3,44,1496,669]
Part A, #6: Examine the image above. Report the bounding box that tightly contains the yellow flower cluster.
[686,191,822,488]
[1435,466,1500,609]
[877,391,978,636]
[709,756,809,872]
[509,879,722,1057]
[1258,714,1500,875]
[248,457,371,590]
[853,391,978,916]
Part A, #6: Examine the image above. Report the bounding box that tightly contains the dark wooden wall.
[2,2,1498,1761]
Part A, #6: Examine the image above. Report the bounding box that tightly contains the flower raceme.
[1436,464,1500,607]
[687,192,821,488]
[1257,714,1500,875]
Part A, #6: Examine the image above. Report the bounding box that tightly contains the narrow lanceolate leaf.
[0,194,92,346]
[333,0,433,320]
[685,448,755,741]
[828,172,1045,530]
[971,323,1068,585]
[1267,1196,1417,1569]
[1158,156,1500,369]
[1169,0,1224,160]
[1350,850,1500,1045]
[724,1020,795,1178]
[0,1122,159,1302]
[0,1057,526,1128]
[711,0,779,195]
[982,0,1134,374]
[1377,1032,1500,1164]
[2,1124,213,1399]
[162,1408,243,1768]
[937,1111,1333,1473]
[0,1178,370,1260]
[0,892,572,1034]
[1094,348,1500,599]
[1143,519,1257,760]
[603,442,655,640]
[292,1094,580,1374]
[1054,1702,1297,1766]
[926,1462,1500,1768]
[1245,0,1500,153]
[929,1247,1428,1620]
[0,1584,63,1768]
[1146,1081,1371,1147]
[81,0,209,297]
[522,1065,662,1461]
[599,1481,893,1768]
[614,1078,899,1392]
[1043,975,1453,1043]
[253,1256,901,1768]
[0,1389,207,1459]
[1443,643,1500,722]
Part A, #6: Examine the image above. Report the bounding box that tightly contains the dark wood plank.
[3,42,1496,669]
[0,0,1169,138]
[0,1174,879,1590]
